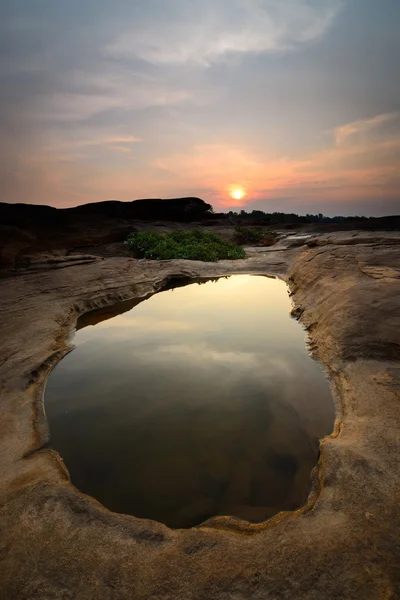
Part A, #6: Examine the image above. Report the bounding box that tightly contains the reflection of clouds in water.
[49,338,330,439]
[51,333,328,419]
[139,342,259,368]
[46,275,334,527]
[76,276,299,348]
[264,356,297,378]
[76,317,195,344]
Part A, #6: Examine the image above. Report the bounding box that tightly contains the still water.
[45,275,334,528]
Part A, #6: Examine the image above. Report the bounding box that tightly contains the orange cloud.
[154,144,307,206]
[3,112,399,212]
[333,112,397,146]
[152,112,400,209]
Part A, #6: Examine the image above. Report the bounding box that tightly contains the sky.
[1,0,399,216]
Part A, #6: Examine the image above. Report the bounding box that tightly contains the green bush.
[234,225,278,246]
[124,230,246,262]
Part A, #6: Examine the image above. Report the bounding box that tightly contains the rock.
[290,306,304,319]
[0,230,399,598]
[0,225,36,267]
[0,198,214,269]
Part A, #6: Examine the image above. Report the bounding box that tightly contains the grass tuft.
[125,230,246,262]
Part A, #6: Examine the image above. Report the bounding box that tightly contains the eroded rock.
[0,230,399,599]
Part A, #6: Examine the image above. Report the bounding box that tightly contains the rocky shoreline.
[1,228,399,599]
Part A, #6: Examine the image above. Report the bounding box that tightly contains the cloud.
[31,83,193,123]
[311,112,400,179]
[333,112,398,145]
[151,111,400,210]
[1,1,397,216]
[56,135,143,154]
[105,0,343,66]
[154,143,305,206]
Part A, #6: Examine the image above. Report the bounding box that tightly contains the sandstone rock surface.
[0,230,399,599]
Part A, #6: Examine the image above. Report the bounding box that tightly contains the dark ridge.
[63,197,211,219]
[0,197,212,227]
[0,198,214,268]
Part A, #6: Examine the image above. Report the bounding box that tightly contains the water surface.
[45,275,334,528]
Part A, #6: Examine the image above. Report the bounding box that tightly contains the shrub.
[234,225,278,246]
[124,230,246,262]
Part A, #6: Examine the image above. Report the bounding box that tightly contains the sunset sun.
[230,187,246,201]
